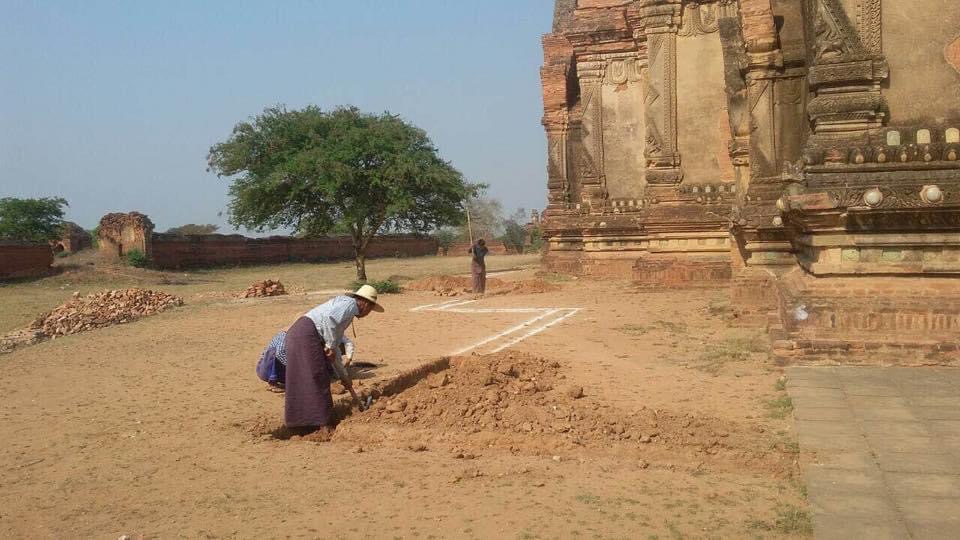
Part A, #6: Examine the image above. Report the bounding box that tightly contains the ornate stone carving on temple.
[539,0,960,363]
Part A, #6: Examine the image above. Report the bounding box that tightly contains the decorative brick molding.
[946,34,960,75]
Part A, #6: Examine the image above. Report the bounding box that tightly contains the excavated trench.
[252,351,798,477]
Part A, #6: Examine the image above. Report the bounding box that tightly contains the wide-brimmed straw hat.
[348,284,385,312]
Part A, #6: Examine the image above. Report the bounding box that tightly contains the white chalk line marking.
[409,299,463,312]
[451,309,560,355]
[436,300,477,311]
[489,308,581,353]
[410,299,581,355]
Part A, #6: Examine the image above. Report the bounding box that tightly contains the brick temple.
[539,0,960,363]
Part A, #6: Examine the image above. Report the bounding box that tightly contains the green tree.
[166,223,220,235]
[528,226,545,253]
[433,227,459,255]
[0,197,68,243]
[463,193,504,243]
[500,208,529,254]
[208,105,474,280]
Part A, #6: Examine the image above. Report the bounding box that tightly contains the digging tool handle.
[466,202,474,246]
[347,386,365,411]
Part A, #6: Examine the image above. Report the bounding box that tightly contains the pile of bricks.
[30,289,183,338]
[241,280,287,298]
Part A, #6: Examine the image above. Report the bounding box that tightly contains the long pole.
[465,199,475,246]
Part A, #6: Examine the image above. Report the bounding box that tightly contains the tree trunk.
[351,224,367,282]
[352,211,386,283]
[354,250,367,281]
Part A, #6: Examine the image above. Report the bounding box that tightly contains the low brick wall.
[633,256,732,287]
[149,234,437,269]
[0,242,53,280]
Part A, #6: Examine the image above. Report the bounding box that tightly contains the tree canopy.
[165,224,219,235]
[463,194,504,243]
[208,105,474,279]
[500,208,530,254]
[0,197,68,243]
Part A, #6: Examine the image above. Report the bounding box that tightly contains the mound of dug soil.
[405,276,559,296]
[493,279,560,295]
[333,352,796,476]
[242,279,287,298]
[30,288,183,338]
[404,276,506,296]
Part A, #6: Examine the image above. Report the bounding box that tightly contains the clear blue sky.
[0,0,553,233]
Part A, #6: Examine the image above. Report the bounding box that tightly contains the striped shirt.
[267,331,354,366]
[268,331,288,365]
[304,295,360,386]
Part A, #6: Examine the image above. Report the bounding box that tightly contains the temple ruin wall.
[541,0,960,363]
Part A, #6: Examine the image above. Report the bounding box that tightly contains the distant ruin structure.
[53,222,93,254]
[97,212,155,260]
[540,0,960,362]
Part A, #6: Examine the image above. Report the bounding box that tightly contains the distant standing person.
[469,238,489,294]
[283,285,383,435]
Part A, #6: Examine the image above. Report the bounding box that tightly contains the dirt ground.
[0,255,808,539]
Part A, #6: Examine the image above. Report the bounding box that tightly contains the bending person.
[284,285,383,434]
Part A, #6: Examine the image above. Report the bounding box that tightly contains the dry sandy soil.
[0,255,808,539]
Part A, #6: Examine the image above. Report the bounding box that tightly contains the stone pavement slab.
[788,366,960,540]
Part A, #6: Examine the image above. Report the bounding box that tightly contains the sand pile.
[241,279,287,298]
[29,288,183,338]
[404,276,506,296]
[490,279,560,296]
[332,352,794,475]
[405,276,558,296]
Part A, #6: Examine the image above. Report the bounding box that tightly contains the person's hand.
[344,354,354,366]
[323,346,335,361]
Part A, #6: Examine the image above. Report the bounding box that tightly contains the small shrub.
[774,505,813,534]
[373,279,402,294]
[348,279,401,294]
[725,335,771,354]
[539,271,573,283]
[574,494,601,505]
[748,505,812,534]
[693,334,769,375]
[617,324,652,336]
[765,396,794,419]
[125,249,148,268]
